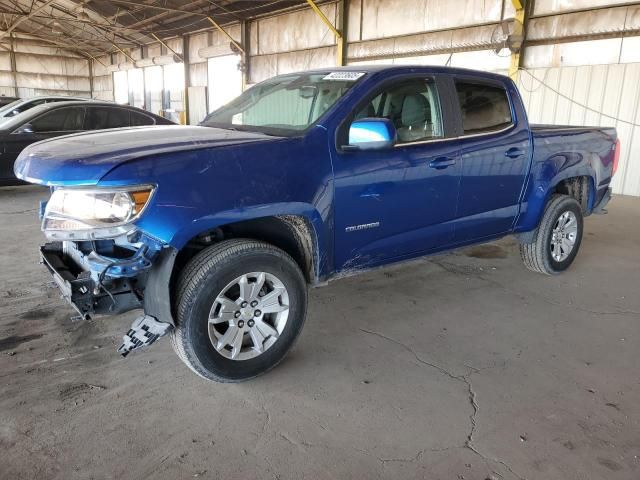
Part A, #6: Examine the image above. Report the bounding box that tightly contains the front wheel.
[170,239,308,382]
[520,194,584,275]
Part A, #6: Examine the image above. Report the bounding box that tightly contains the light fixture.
[51,21,63,35]
[77,8,91,22]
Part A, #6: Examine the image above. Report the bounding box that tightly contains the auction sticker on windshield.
[323,72,366,81]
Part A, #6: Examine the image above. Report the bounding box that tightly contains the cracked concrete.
[1,186,639,480]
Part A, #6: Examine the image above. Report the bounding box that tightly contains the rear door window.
[29,106,85,132]
[85,107,131,130]
[455,82,512,135]
[130,111,155,126]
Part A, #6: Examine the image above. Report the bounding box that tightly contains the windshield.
[201,71,366,136]
[0,99,23,117]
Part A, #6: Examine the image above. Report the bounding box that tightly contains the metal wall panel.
[15,72,90,92]
[348,48,510,72]
[249,46,336,83]
[347,0,362,42]
[523,36,640,68]
[348,24,503,61]
[516,64,640,196]
[188,85,208,124]
[360,0,504,40]
[15,54,89,77]
[189,62,208,87]
[253,4,337,55]
[91,74,113,101]
[189,32,210,63]
[92,74,112,92]
[0,52,11,71]
[534,0,639,15]
[528,5,640,41]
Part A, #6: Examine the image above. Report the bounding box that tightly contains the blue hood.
[14,125,277,186]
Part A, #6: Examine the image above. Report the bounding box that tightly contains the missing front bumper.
[40,242,142,320]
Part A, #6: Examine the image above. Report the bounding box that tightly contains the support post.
[241,20,250,89]
[89,57,94,99]
[183,35,190,125]
[306,0,344,66]
[9,33,18,97]
[509,0,528,79]
[336,0,346,66]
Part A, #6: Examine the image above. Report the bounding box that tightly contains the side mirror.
[13,123,34,134]
[347,118,396,151]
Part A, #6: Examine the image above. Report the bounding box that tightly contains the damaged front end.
[39,185,175,355]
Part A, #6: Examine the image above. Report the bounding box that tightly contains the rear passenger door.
[451,78,531,242]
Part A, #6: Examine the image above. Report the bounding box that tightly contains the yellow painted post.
[306,0,344,66]
[509,0,526,79]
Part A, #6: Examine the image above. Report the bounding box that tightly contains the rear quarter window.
[455,82,512,135]
[130,111,155,126]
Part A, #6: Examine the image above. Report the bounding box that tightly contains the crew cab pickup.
[15,66,618,382]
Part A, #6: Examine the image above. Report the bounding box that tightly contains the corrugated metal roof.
[0,0,306,58]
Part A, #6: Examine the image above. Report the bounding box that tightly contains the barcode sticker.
[323,72,366,81]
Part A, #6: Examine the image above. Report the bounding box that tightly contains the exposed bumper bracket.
[592,187,612,214]
[117,315,173,357]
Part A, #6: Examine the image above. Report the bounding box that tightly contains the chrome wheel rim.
[550,210,578,262]
[208,272,289,361]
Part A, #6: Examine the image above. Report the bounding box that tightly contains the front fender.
[168,202,330,278]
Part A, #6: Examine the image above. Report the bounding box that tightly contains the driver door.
[332,75,461,271]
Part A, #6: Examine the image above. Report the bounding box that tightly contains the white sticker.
[323,71,366,81]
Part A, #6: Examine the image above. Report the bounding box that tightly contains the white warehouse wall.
[516,64,640,197]
[0,38,91,98]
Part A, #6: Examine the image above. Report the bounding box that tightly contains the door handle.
[428,157,456,169]
[505,147,524,159]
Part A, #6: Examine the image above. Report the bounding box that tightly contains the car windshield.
[201,71,366,136]
[0,99,23,117]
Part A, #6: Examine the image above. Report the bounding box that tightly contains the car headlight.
[42,186,155,239]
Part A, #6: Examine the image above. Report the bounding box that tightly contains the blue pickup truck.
[15,66,618,382]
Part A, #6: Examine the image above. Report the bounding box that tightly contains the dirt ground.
[1,185,638,480]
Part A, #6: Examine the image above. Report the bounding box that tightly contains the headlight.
[42,186,155,239]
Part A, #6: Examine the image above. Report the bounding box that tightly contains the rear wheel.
[520,194,584,275]
[170,239,308,382]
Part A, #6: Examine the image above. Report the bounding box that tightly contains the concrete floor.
[0,185,638,480]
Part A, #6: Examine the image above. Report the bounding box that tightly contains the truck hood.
[14,125,280,186]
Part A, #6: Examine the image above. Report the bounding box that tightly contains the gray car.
[0,101,176,185]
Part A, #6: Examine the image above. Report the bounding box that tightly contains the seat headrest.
[462,96,510,132]
[401,94,429,127]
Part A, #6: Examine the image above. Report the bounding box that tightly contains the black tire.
[520,194,584,275]
[170,239,308,382]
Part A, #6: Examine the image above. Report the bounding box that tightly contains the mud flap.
[117,315,173,357]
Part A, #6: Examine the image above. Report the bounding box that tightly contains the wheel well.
[171,216,316,296]
[553,176,592,214]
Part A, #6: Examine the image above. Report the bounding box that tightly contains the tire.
[520,194,584,275]
[170,239,308,382]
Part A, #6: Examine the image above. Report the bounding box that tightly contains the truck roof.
[297,64,510,82]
